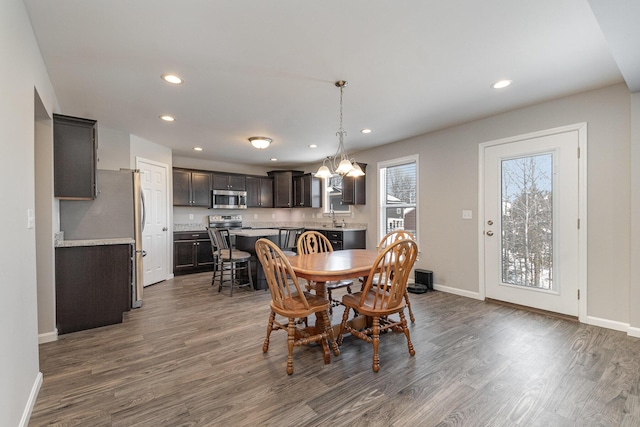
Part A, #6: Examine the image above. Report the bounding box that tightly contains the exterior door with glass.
[483,128,581,316]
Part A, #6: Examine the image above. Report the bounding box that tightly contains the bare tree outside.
[381,161,417,237]
[501,154,553,289]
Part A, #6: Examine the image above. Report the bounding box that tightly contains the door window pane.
[501,153,553,289]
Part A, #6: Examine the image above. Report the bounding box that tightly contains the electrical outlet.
[254,214,258,219]
[271,213,276,219]
[189,214,194,220]
[462,210,472,220]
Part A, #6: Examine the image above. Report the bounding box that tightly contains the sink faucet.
[330,208,338,227]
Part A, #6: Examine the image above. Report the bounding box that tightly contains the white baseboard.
[432,283,483,300]
[38,329,58,344]
[20,372,42,427]
[628,326,640,338]
[585,315,630,333]
[419,284,640,338]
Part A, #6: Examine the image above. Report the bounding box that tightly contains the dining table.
[287,248,380,364]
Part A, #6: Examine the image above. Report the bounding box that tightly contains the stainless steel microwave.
[210,189,247,209]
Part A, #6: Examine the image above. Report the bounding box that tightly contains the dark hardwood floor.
[30,273,640,426]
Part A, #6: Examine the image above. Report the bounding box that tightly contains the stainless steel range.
[208,214,243,229]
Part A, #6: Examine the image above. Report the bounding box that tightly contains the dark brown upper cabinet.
[342,163,367,205]
[53,114,97,200]
[268,170,304,208]
[294,173,322,208]
[246,176,273,208]
[212,173,246,191]
[173,168,212,207]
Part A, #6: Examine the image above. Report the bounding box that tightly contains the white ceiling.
[23,0,637,169]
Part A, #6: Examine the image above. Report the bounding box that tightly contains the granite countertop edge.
[55,238,135,248]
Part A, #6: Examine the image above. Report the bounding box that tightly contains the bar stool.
[208,227,254,296]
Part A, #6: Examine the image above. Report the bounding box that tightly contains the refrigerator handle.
[140,190,146,233]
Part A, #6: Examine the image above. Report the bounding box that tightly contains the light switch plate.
[462,210,473,220]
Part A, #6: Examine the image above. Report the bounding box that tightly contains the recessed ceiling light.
[361,129,372,134]
[309,144,318,148]
[270,158,278,161]
[193,147,203,151]
[492,80,512,89]
[161,74,183,85]
[160,115,175,122]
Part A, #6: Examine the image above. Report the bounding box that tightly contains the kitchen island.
[231,229,280,290]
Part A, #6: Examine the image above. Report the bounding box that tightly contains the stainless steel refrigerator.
[59,169,145,308]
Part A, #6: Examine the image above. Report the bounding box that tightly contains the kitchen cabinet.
[213,173,246,191]
[268,170,303,208]
[341,163,367,205]
[174,231,215,275]
[246,176,273,207]
[53,114,97,200]
[293,173,321,208]
[173,168,212,207]
[312,229,366,251]
[55,244,131,334]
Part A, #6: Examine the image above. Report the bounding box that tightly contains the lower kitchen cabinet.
[174,231,215,275]
[311,229,366,251]
[55,244,131,334]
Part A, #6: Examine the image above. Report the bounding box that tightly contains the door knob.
[486,231,494,236]
[487,220,493,225]
[162,227,168,231]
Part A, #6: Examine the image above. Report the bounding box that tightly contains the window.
[378,156,418,241]
[322,175,351,214]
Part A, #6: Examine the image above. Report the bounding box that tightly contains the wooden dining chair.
[377,230,417,323]
[277,227,304,257]
[337,239,418,372]
[255,238,339,375]
[208,227,253,296]
[297,230,353,315]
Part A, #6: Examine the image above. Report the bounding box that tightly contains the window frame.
[377,155,419,243]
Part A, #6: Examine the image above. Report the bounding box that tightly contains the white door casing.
[479,123,587,320]
[137,158,170,286]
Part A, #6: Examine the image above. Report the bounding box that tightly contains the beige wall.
[1,0,60,424]
[354,83,631,324]
[630,92,640,333]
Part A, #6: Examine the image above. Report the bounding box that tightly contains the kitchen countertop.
[305,226,367,232]
[55,238,135,248]
[230,229,280,237]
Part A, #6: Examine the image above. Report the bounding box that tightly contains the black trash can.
[408,269,433,293]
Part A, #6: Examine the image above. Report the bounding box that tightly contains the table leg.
[312,281,331,364]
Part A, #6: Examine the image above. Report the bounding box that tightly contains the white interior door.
[137,158,169,286]
[483,128,582,316]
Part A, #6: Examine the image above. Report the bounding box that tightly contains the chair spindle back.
[361,239,418,310]
[255,238,309,310]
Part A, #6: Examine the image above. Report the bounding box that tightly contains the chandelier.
[314,81,365,178]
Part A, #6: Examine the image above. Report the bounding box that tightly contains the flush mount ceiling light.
[492,79,512,89]
[160,115,175,122]
[193,147,203,151]
[309,144,318,148]
[161,74,183,85]
[361,128,372,134]
[249,136,272,149]
[315,80,365,179]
